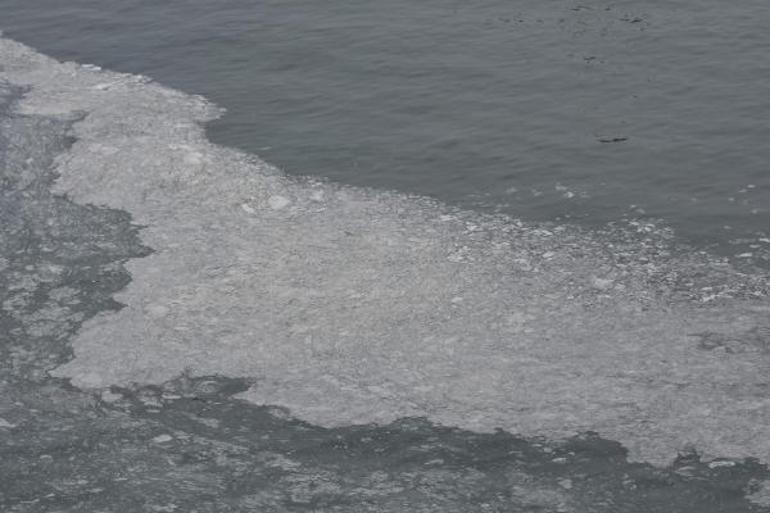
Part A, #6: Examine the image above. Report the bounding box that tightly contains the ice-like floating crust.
[1,37,768,467]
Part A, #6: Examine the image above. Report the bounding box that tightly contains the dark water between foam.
[2,0,769,266]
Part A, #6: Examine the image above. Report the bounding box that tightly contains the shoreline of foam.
[2,36,768,467]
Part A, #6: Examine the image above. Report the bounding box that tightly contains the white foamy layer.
[2,38,768,466]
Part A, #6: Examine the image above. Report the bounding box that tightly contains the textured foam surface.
[2,37,767,468]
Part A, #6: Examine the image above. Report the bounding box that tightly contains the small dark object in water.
[598,136,629,143]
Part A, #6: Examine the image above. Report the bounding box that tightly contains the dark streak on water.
[1,0,769,268]
[1,78,769,512]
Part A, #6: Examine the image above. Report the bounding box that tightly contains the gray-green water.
[2,0,769,265]
[1,76,768,511]
[3,16,770,511]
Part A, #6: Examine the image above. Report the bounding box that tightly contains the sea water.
[2,0,769,266]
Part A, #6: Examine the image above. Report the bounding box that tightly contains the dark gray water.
[2,0,769,265]
[3,77,767,512]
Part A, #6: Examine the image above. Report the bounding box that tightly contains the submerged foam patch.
[2,37,768,467]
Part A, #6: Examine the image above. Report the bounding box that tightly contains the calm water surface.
[2,0,769,265]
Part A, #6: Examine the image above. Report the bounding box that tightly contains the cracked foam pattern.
[1,37,768,467]
[0,78,150,384]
